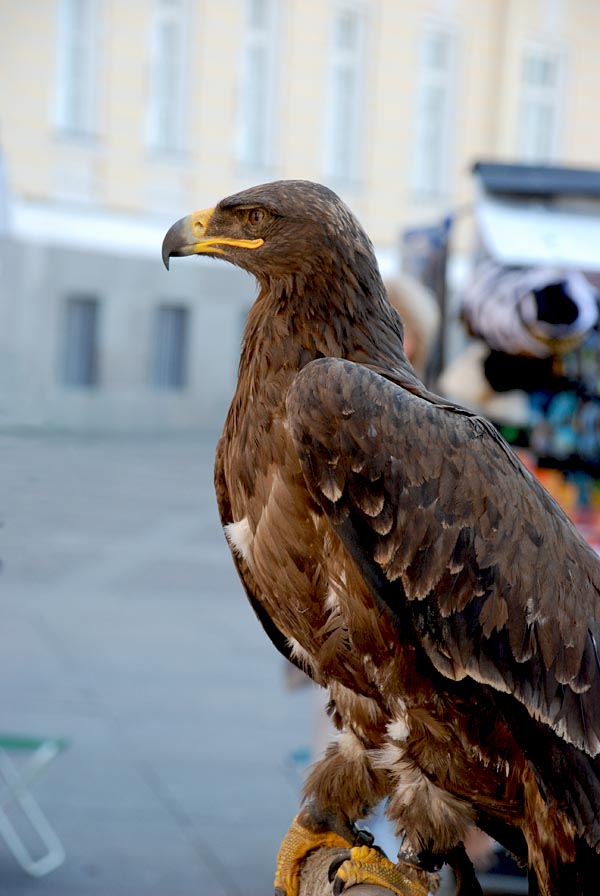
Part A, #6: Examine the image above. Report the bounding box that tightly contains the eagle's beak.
[162,207,264,270]
[162,208,214,270]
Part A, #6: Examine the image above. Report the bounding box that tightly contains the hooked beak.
[162,207,264,270]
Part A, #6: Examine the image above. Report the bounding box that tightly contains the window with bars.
[150,305,189,390]
[518,47,564,163]
[62,296,100,387]
[54,0,100,136]
[323,2,366,183]
[146,0,188,154]
[411,27,457,197]
[235,0,279,169]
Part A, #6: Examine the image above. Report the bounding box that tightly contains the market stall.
[422,162,600,549]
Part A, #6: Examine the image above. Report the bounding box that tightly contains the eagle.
[162,180,600,896]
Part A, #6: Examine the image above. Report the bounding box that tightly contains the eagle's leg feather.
[332,845,433,896]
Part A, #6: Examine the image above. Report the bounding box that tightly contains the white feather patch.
[325,587,340,614]
[338,730,365,762]
[287,637,315,673]
[373,741,405,768]
[224,517,253,562]
[387,717,410,742]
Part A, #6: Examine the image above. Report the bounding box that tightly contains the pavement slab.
[0,433,314,896]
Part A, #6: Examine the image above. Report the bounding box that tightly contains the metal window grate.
[150,304,189,389]
[62,296,99,387]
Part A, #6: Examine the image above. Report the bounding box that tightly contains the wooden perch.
[298,846,402,896]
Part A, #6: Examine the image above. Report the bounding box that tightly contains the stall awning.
[472,162,600,271]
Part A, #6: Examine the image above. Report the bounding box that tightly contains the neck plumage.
[224,262,418,441]
[244,259,410,366]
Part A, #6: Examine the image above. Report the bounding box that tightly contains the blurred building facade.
[1,0,599,430]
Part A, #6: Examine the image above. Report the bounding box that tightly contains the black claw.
[328,851,351,882]
[399,848,442,873]
[354,825,375,848]
[398,850,430,872]
[332,873,346,896]
[274,888,286,896]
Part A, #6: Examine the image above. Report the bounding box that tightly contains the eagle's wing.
[214,436,301,670]
[286,357,600,757]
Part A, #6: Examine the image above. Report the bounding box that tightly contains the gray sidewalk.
[0,433,314,896]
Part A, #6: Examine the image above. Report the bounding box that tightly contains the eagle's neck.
[226,267,415,440]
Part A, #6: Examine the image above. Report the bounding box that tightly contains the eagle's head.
[162,179,378,290]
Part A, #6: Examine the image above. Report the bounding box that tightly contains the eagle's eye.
[247,208,266,226]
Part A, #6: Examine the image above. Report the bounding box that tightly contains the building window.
[411,27,457,197]
[62,296,100,387]
[150,305,189,389]
[54,0,100,136]
[518,47,564,163]
[235,0,279,170]
[323,2,366,184]
[146,0,188,154]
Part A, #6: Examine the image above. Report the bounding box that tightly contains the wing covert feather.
[214,436,301,671]
[286,357,600,755]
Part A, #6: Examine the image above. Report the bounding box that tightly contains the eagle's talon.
[328,850,352,882]
[332,870,348,896]
[353,825,375,848]
[274,814,354,896]
[332,845,431,896]
[400,847,443,874]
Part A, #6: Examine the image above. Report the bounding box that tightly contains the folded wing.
[286,357,600,757]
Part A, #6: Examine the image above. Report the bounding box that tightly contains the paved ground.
[0,433,314,896]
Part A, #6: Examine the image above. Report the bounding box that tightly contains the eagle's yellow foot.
[274,813,353,896]
[332,845,431,896]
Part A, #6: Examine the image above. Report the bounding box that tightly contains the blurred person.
[385,272,440,379]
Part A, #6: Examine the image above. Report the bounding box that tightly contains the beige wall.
[1,0,600,250]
